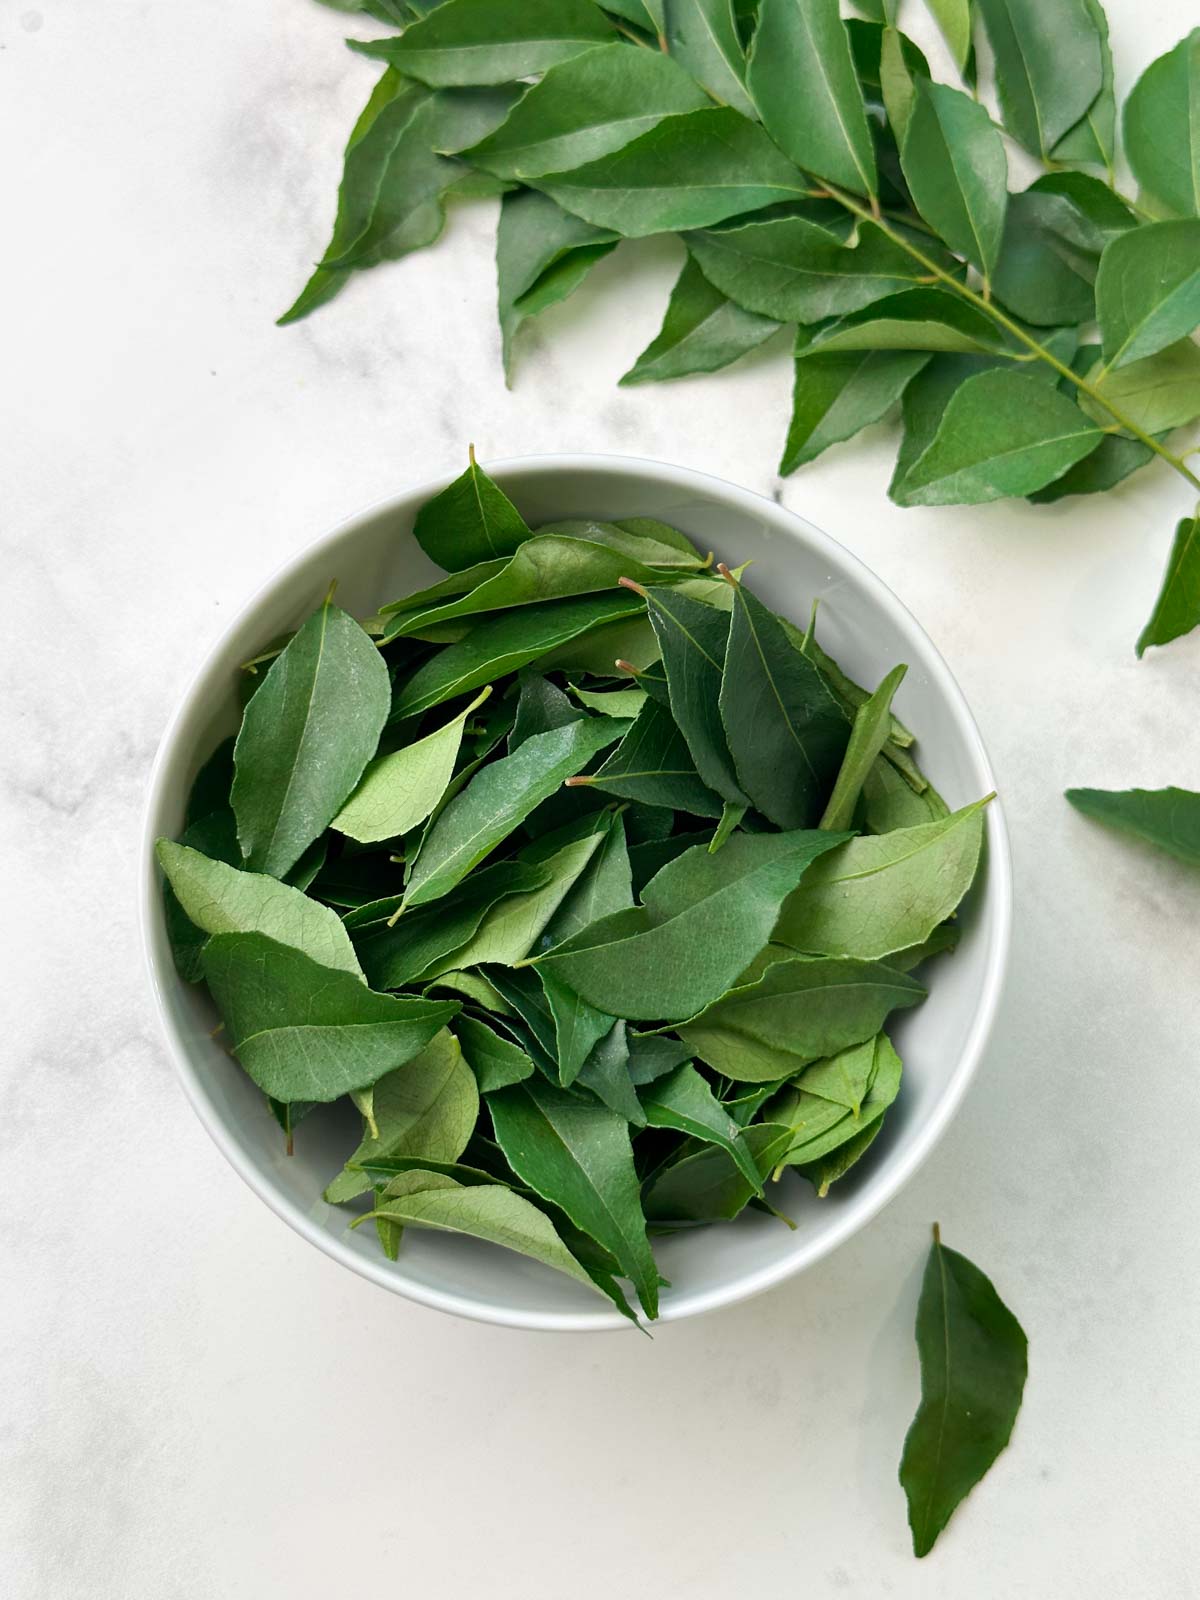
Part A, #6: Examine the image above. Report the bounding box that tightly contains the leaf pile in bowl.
[157,453,989,1322]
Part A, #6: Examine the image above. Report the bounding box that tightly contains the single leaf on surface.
[900,79,1007,278]
[537,829,848,1021]
[156,840,363,977]
[1081,339,1200,435]
[680,956,924,1080]
[583,697,726,818]
[664,0,757,118]
[640,1063,763,1191]
[719,573,849,827]
[369,1177,603,1296]
[686,214,941,325]
[412,449,530,571]
[436,833,605,970]
[325,1029,478,1201]
[464,41,708,179]
[641,584,747,803]
[201,934,458,1103]
[974,0,1103,157]
[621,254,780,385]
[782,341,930,473]
[747,0,877,198]
[643,1121,793,1222]
[405,717,620,907]
[1123,28,1200,219]
[1065,785,1200,865]
[495,189,617,382]
[489,1077,660,1317]
[921,0,973,73]
[1136,515,1200,656]
[454,1012,536,1092]
[1050,0,1115,169]
[352,0,615,86]
[1096,221,1200,370]
[897,368,1103,504]
[391,591,646,720]
[232,598,390,879]
[333,688,489,844]
[775,799,988,958]
[574,1020,645,1123]
[820,664,907,830]
[806,289,1014,357]
[537,106,810,238]
[900,1227,1028,1557]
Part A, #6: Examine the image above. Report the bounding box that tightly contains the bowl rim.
[140,451,1012,1332]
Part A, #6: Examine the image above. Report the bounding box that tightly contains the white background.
[4,2,1199,1594]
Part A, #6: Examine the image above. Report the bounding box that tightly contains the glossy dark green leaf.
[974,0,1103,158]
[664,0,757,118]
[201,933,458,1102]
[351,0,616,85]
[1081,339,1200,435]
[877,25,919,146]
[582,697,726,818]
[454,1011,536,1091]
[574,1020,645,1123]
[412,448,530,571]
[489,1077,660,1316]
[537,106,811,237]
[640,583,747,803]
[775,799,988,958]
[537,828,848,1020]
[746,0,877,198]
[643,1121,792,1222]
[1065,784,1200,864]
[232,597,390,879]
[508,673,581,753]
[900,79,1007,278]
[680,956,923,1080]
[1096,221,1200,370]
[325,1029,478,1201]
[782,339,930,472]
[1136,515,1200,656]
[620,254,780,385]
[640,1063,762,1190]
[719,572,848,828]
[820,664,907,830]
[1123,28,1200,219]
[900,1227,1028,1556]
[1050,0,1115,168]
[464,41,708,179]
[897,368,1103,504]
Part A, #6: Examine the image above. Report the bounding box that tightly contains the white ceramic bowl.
[141,454,1011,1332]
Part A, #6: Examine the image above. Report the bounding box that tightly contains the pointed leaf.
[1050,0,1114,168]
[664,0,757,118]
[806,288,1015,356]
[820,664,908,830]
[1096,221,1200,370]
[1123,28,1200,219]
[1065,784,1200,865]
[1081,339,1200,435]
[574,1020,645,1122]
[640,1062,763,1191]
[455,1012,536,1092]
[900,79,1007,278]
[921,0,973,74]
[991,175,1135,327]
[782,341,930,472]
[640,584,747,803]
[620,254,780,385]
[583,697,726,818]
[413,450,530,570]
[974,0,1103,157]
[541,968,616,1085]
[1136,515,1200,656]
[351,0,616,86]
[496,189,617,381]
[643,1122,793,1222]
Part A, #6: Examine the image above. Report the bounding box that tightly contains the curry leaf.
[621,254,780,385]
[974,0,1104,158]
[413,447,530,570]
[820,664,908,830]
[900,79,1007,279]
[643,1122,793,1222]
[664,0,757,118]
[582,697,726,818]
[1096,221,1200,370]
[574,1020,645,1123]
[351,0,616,86]
[921,0,973,75]
[1136,515,1200,656]
[1065,784,1200,864]
[1123,28,1200,219]
[782,342,930,473]
[1081,339,1200,435]
[454,1012,536,1092]
[640,1062,764,1191]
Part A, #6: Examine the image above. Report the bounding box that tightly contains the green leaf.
[643,1121,793,1222]
[620,254,780,385]
[537,828,848,1021]
[351,0,616,86]
[900,1226,1028,1557]
[640,1063,763,1191]
[201,933,458,1103]
[685,214,938,324]
[1096,221,1200,370]
[495,189,618,382]
[537,808,633,950]
[900,80,1007,279]
[640,583,747,803]
[582,697,726,818]
[489,1077,660,1317]
[1050,0,1115,169]
[540,969,616,1085]
[806,288,1014,357]
[155,839,363,977]
[719,571,849,828]
[454,1012,536,1092]
[405,717,621,907]
[746,0,877,199]
[878,26,919,146]
[508,673,582,753]
[574,1019,645,1122]
[820,664,907,830]
[464,41,708,179]
[1026,431,1154,504]
[1065,784,1200,865]
[332,688,489,844]
[533,517,708,569]
[1081,339,1200,434]
[991,175,1134,328]
[782,340,930,472]
[627,1033,693,1085]
[775,799,988,958]
[921,0,973,74]
[973,0,1104,158]
[784,1033,902,1188]
[862,753,950,831]
[391,591,646,720]
[1123,28,1200,219]
[232,597,390,879]
[1136,515,1200,656]
[368,1176,606,1296]
[679,956,924,1080]
[412,448,530,571]
[664,0,757,119]
[570,684,647,719]
[537,106,811,237]
[897,368,1103,504]
[325,1029,478,1201]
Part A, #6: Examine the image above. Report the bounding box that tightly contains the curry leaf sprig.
[156,449,989,1326]
[285,0,1200,654]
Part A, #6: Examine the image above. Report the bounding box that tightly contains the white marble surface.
[5,2,1199,1594]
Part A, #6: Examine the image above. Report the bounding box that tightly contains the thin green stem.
[826,184,1200,494]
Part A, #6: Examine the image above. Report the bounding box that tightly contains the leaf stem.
[823,184,1200,494]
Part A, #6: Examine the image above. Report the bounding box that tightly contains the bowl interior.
[143,456,1009,1330]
